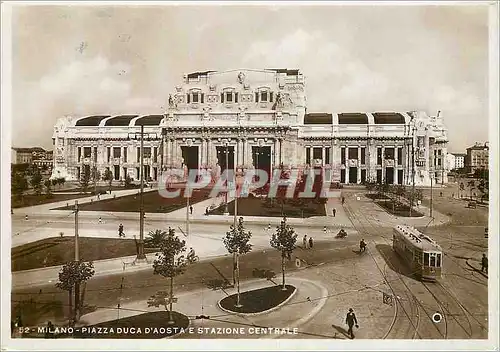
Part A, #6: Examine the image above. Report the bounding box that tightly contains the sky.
[9,3,491,153]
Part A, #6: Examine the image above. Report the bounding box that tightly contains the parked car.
[467,201,477,209]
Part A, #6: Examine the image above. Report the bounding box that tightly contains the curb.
[216,284,298,317]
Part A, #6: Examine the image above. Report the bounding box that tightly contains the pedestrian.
[323,226,327,233]
[332,208,336,217]
[345,308,358,339]
[359,239,366,253]
[341,196,345,205]
[268,224,271,231]
[25,215,28,221]
[97,193,100,200]
[98,217,102,224]
[481,254,488,273]
[303,235,308,249]
[452,193,454,199]
[190,205,193,215]
[308,236,314,249]
[118,223,124,238]
[205,207,209,216]
[440,191,443,197]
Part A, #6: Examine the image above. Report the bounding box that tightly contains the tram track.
[342,191,488,339]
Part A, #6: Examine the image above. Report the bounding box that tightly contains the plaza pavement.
[11,187,449,289]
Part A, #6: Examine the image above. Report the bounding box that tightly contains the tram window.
[436,254,441,267]
[430,253,436,267]
[424,253,429,266]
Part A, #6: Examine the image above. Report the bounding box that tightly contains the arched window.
[220,88,238,104]
[255,87,273,103]
[187,89,204,104]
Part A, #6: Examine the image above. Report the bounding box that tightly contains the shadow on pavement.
[375,244,416,280]
[331,324,350,339]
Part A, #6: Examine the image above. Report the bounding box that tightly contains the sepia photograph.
[1,1,498,350]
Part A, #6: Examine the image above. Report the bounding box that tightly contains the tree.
[467,180,475,201]
[91,167,100,194]
[222,217,253,307]
[44,179,52,197]
[55,261,95,322]
[11,172,28,200]
[270,217,298,290]
[145,229,167,248]
[79,168,91,193]
[30,167,43,195]
[125,174,133,188]
[102,169,113,193]
[152,228,188,324]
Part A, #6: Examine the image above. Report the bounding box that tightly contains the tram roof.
[394,225,442,252]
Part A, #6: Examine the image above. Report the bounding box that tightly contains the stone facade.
[51,69,448,186]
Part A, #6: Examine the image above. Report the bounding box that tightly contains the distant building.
[465,142,488,174]
[11,147,53,170]
[451,153,467,170]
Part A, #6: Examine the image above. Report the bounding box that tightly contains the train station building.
[51,69,449,187]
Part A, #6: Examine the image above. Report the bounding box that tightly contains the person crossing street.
[118,223,125,238]
[345,308,358,339]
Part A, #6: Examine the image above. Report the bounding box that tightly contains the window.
[325,147,330,164]
[187,91,204,104]
[113,147,121,159]
[424,253,429,266]
[225,92,233,103]
[305,147,311,164]
[143,147,152,159]
[107,147,111,163]
[260,91,268,102]
[436,253,441,267]
[313,147,322,160]
[153,147,158,163]
[123,148,128,162]
[377,148,382,165]
[430,253,436,267]
[83,147,91,158]
[137,147,140,163]
[348,147,358,160]
[341,147,346,164]
[384,148,395,160]
[78,147,82,162]
[361,148,366,164]
[397,148,403,165]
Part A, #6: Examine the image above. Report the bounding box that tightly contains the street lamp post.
[430,168,433,218]
[224,143,229,215]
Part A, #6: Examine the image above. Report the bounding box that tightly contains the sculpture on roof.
[168,94,178,110]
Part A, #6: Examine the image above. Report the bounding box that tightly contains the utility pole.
[186,172,190,236]
[74,200,80,322]
[137,125,146,261]
[224,143,229,215]
[410,128,416,217]
[430,169,433,218]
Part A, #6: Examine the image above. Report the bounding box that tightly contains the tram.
[392,225,442,281]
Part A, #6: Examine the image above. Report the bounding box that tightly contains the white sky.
[9,3,490,152]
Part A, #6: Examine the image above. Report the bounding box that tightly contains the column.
[394,147,398,184]
[344,146,349,184]
[276,138,281,166]
[381,146,385,182]
[357,146,361,184]
[200,139,205,167]
[238,138,243,166]
[163,136,168,168]
[322,146,326,166]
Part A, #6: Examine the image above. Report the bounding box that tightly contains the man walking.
[359,239,367,253]
[190,205,193,215]
[303,235,308,249]
[481,254,488,273]
[308,236,314,249]
[332,208,336,217]
[341,196,345,205]
[345,308,358,339]
[118,223,125,238]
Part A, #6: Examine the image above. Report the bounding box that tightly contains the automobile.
[467,201,477,209]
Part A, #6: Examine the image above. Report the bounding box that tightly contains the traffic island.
[375,200,424,217]
[33,311,190,339]
[218,284,296,315]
